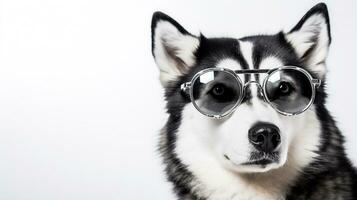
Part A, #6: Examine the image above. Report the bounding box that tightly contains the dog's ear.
[151,12,199,86]
[285,3,331,78]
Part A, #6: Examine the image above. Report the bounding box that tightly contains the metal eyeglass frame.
[180,66,321,119]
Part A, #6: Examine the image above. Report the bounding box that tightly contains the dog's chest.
[188,174,287,200]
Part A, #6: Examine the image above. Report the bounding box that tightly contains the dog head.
[152,3,329,174]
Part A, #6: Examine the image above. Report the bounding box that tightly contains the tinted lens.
[265,68,313,114]
[191,69,242,117]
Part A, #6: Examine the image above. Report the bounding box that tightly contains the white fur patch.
[238,40,254,69]
[259,56,283,70]
[216,58,242,71]
[216,58,245,82]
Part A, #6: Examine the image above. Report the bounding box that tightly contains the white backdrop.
[0,0,356,199]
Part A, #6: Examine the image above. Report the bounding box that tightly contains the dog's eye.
[208,84,235,102]
[212,84,226,96]
[278,82,293,95]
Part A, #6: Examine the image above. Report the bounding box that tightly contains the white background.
[0,0,356,199]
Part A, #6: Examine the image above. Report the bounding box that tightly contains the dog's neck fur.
[186,161,300,200]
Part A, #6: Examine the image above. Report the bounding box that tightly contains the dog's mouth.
[225,151,282,173]
[241,158,276,166]
[247,151,279,163]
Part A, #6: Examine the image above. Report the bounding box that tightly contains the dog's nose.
[248,122,281,153]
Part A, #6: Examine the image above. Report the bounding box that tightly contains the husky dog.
[151,3,357,200]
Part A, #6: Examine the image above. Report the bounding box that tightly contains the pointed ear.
[151,12,199,86]
[285,3,331,78]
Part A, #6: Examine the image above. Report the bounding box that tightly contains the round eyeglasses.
[180,66,321,119]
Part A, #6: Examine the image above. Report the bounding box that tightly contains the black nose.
[248,122,281,153]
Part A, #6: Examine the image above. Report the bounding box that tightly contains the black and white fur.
[151,3,357,200]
